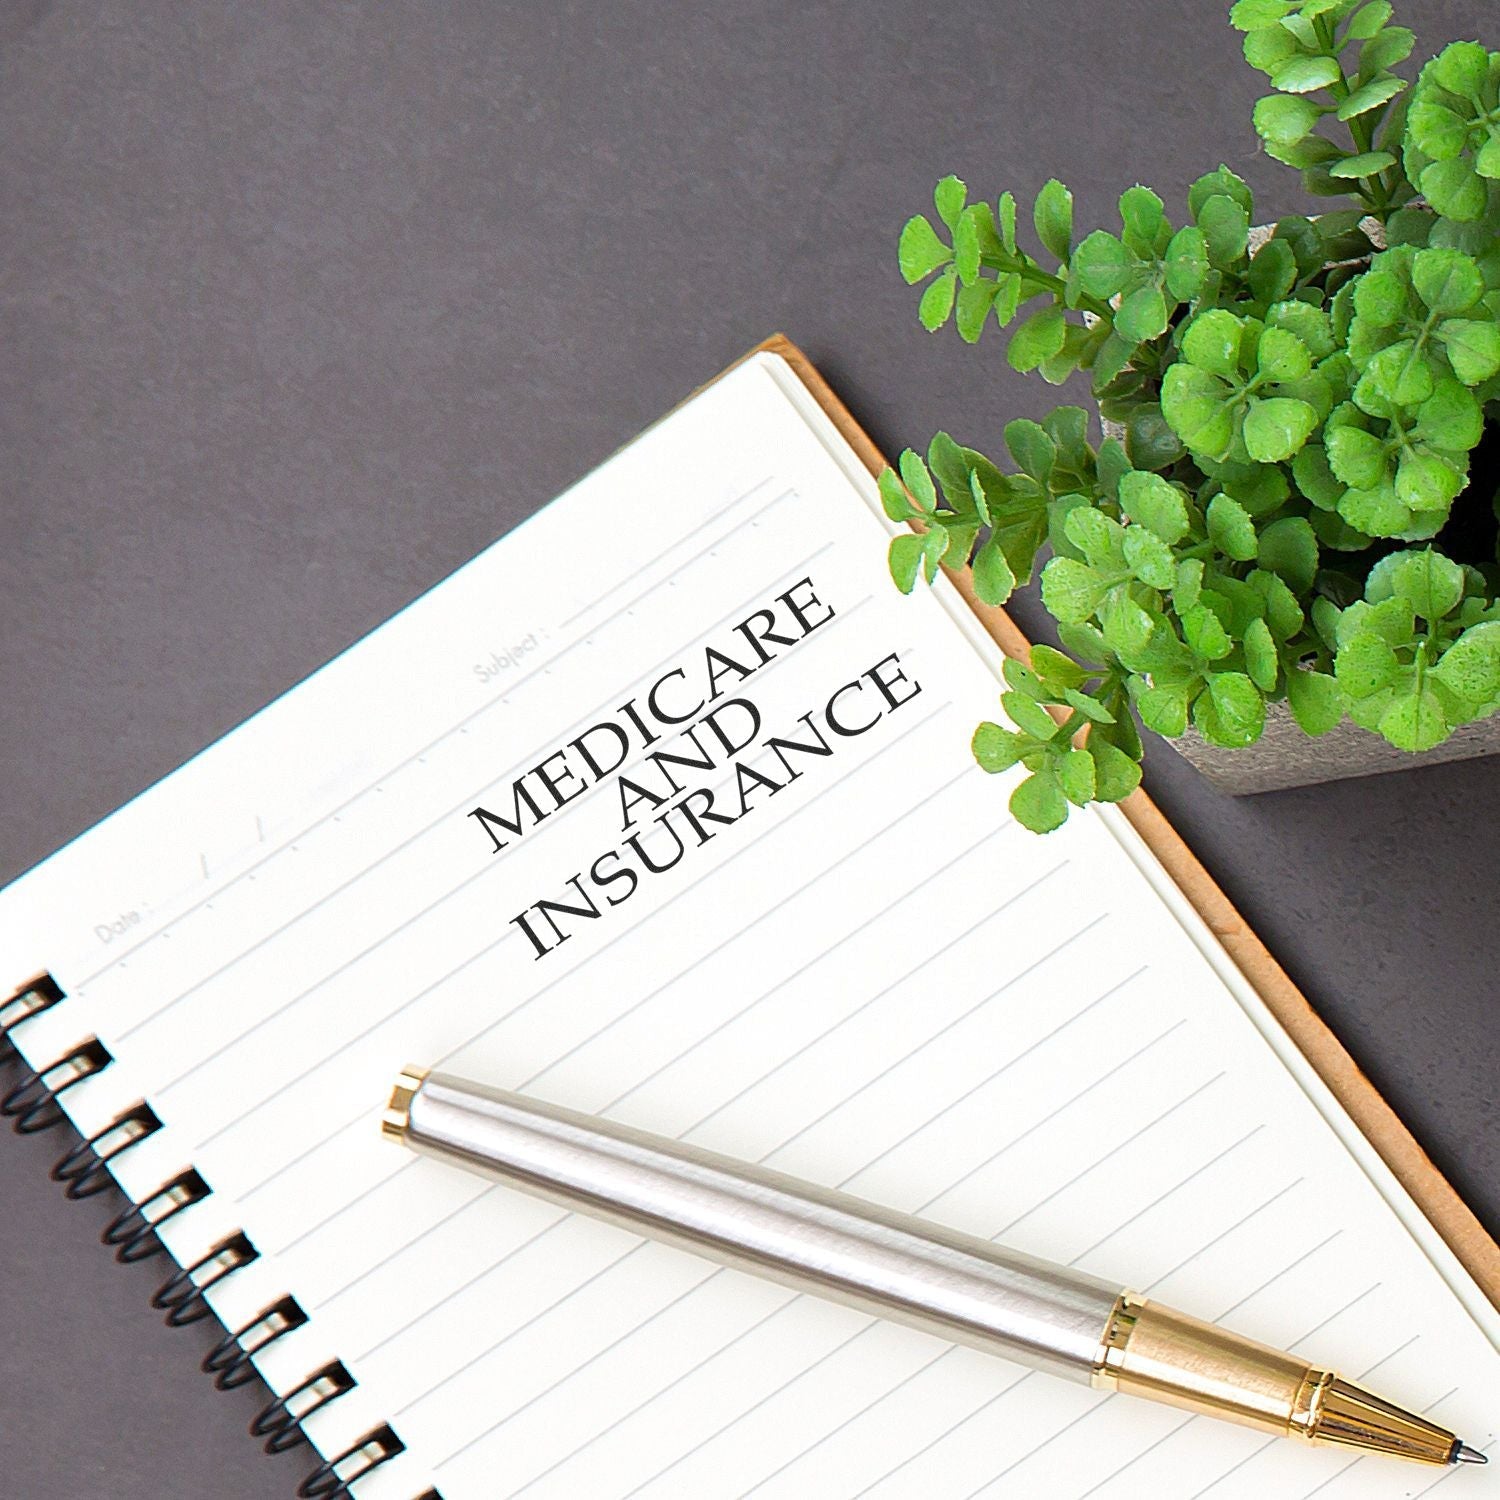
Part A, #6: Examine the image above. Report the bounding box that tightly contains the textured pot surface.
[1170,700,1500,796]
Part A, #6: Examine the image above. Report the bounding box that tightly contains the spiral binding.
[2,973,442,1500]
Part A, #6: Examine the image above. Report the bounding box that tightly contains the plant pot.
[1168,701,1500,795]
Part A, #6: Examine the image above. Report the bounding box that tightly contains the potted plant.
[883,0,1500,830]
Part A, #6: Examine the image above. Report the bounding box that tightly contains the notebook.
[2,339,1496,1500]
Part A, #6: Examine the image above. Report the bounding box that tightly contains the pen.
[383,1067,1487,1470]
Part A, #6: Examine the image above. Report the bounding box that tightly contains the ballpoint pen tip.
[1454,1442,1487,1465]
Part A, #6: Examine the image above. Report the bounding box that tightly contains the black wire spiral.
[3,973,439,1500]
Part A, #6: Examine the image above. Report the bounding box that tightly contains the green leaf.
[1161,364,1235,459]
[1004,418,1057,484]
[1183,602,1233,661]
[1420,159,1488,222]
[1116,283,1169,343]
[920,524,950,583]
[1137,683,1189,737]
[1353,268,1407,326]
[1118,185,1166,255]
[1271,55,1342,93]
[1336,74,1405,119]
[1118,470,1190,544]
[1244,397,1318,462]
[899,215,952,284]
[1345,2,1392,41]
[918,268,958,330]
[1379,687,1449,751]
[1207,492,1259,561]
[973,720,1025,773]
[1004,689,1059,741]
[1395,449,1465,512]
[1058,747,1097,806]
[998,190,1017,251]
[1010,768,1070,833]
[1125,403,1187,472]
[1034,178,1074,261]
[1412,248,1484,315]
[1198,194,1250,269]
[1432,622,1500,707]
[1335,632,1400,696]
[1430,40,1490,97]
[1326,424,1387,488]
[1062,507,1122,570]
[1064,688,1115,724]
[1164,225,1209,300]
[1257,515,1320,593]
[1175,558,1205,613]
[1230,0,1292,29]
[1004,657,1047,700]
[1256,326,1313,382]
[954,279,998,342]
[1414,378,1484,451]
[1057,621,1111,665]
[1247,239,1297,303]
[1040,556,1110,622]
[1435,320,1500,385]
[1359,25,1415,76]
[1244,617,1280,692]
[1367,548,1465,619]
[1329,150,1398,178]
[933,175,967,231]
[1088,737,1143,801]
[1100,591,1155,659]
[899,449,937,514]
[1123,525,1177,589]
[972,536,1018,606]
[1071,229,1132,298]
[1182,309,1244,379]
[1030,644,1089,690]
[1207,672,1267,745]
[878,467,918,522]
[888,533,925,593]
[1286,667,1344,734]
[1254,93,1322,144]
[1008,306,1068,373]
[1248,568,1305,639]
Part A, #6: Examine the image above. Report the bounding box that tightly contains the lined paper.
[2,351,1496,1500]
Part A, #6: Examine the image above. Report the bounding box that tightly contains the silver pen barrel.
[387,1066,1120,1382]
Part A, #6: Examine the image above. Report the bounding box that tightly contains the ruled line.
[557,478,782,629]
[666,858,1074,1142]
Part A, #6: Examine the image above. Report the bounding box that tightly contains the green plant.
[885,2,1500,832]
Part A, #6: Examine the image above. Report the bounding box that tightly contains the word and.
[507,651,920,960]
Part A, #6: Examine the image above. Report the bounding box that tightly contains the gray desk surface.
[1,3,1494,1496]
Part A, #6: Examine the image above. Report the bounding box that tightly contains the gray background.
[1,2,1494,1496]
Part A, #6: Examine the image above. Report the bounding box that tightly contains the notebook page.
[0,351,1493,1500]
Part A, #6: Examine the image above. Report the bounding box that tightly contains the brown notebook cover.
[747,330,1500,1315]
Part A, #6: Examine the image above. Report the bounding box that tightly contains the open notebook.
[2,342,1496,1500]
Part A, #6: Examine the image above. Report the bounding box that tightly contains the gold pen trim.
[1091,1293,1460,1465]
[382,1065,429,1143]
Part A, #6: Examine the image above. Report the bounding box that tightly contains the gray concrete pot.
[1168,703,1500,796]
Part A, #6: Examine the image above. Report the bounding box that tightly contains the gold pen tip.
[1454,1443,1488,1465]
[382,1065,429,1143]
